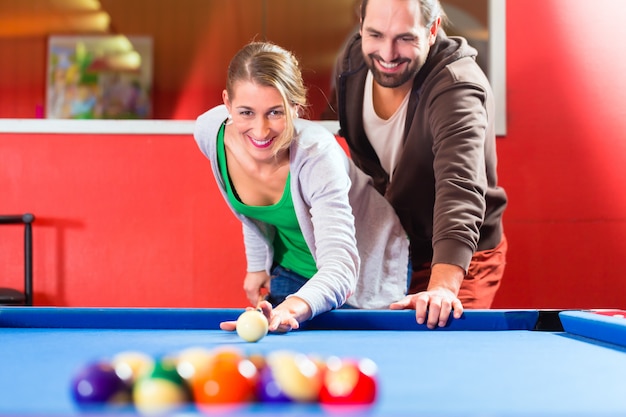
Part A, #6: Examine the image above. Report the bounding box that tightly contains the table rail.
[0,307,544,331]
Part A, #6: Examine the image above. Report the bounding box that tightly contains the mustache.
[369,53,411,65]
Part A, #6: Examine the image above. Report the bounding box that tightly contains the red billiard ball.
[70,361,131,406]
[319,356,378,405]
[192,348,258,404]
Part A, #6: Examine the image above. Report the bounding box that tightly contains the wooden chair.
[0,213,35,306]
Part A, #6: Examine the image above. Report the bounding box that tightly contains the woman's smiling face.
[224,81,289,158]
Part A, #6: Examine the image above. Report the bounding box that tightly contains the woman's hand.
[219,299,312,334]
[243,271,270,306]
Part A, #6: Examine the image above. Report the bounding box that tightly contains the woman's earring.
[225,114,233,125]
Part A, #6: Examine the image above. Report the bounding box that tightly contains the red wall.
[2,0,626,309]
[493,0,626,308]
[1,133,248,307]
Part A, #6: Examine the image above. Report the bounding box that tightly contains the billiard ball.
[258,350,323,402]
[191,348,258,404]
[236,309,269,342]
[319,356,378,404]
[246,351,267,372]
[174,346,214,385]
[256,363,292,403]
[70,361,131,406]
[111,350,154,384]
[133,358,191,414]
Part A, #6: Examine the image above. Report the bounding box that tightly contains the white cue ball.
[236,310,269,342]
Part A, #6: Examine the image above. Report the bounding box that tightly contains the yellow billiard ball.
[133,358,190,414]
[265,350,323,402]
[174,346,214,384]
[111,351,155,384]
[236,310,269,342]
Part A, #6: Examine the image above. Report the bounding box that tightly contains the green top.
[216,125,317,279]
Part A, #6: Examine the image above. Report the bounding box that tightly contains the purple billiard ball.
[70,361,131,406]
[256,365,292,403]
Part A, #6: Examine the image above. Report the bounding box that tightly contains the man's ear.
[429,16,441,45]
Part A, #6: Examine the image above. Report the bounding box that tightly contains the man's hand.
[390,263,464,328]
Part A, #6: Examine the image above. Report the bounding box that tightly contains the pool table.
[1,307,625,416]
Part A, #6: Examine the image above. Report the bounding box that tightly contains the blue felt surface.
[1,308,626,416]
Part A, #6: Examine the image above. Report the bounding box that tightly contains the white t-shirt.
[362,70,409,181]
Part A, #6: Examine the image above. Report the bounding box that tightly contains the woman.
[194,41,408,333]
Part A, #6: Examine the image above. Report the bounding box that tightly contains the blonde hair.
[226,42,308,156]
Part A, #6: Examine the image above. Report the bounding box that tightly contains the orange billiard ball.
[192,348,259,404]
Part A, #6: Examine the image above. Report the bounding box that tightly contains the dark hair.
[360,0,446,28]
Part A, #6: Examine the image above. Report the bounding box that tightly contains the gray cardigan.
[194,105,408,316]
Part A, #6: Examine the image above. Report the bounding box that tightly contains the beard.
[365,53,421,88]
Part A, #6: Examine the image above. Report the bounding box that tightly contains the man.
[327,0,508,328]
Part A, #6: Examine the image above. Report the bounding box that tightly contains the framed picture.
[46,35,153,119]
